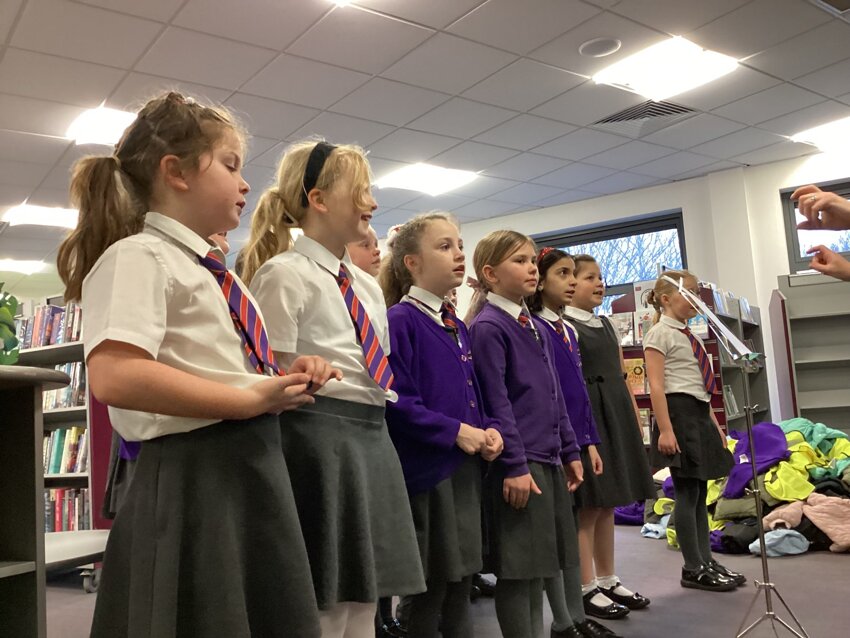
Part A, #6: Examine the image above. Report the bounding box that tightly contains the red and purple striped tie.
[336,265,394,391]
[199,250,281,376]
[553,319,573,352]
[680,326,718,394]
[440,301,460,346]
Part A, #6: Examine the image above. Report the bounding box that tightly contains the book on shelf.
[638,408,651,445]
[687,313,709,338]
[42,362,86,410]
[607,312,635,346]
[15,302,83,349]
[43,426,89,475]
[739,296,754,323]
[624,357,647,396]
[722,385,739,416]
[711,287,728,314]
[633,310,654,345]
[43,488,91,533]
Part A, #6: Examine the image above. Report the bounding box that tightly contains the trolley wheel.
[82,567,100,594]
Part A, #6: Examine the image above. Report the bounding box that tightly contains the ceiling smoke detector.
[579,38,622,58]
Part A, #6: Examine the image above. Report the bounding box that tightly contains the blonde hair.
[465,230,536,323]
[239,140,373,284]
[378,212,457,308]
[57,92,244,301]
[646,269,697,324]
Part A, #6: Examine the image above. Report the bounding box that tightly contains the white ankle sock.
[597,574,634,596]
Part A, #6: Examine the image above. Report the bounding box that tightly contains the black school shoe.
[681,565,738,592]
[378,618,407,638]
[473,573,496,597]
[707,559,747,586]
[599,581,651,609]
[551,624,584,638]
[582,588,630,619]
[576,619,623,638]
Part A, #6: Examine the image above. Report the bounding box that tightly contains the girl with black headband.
[241,140,425,638]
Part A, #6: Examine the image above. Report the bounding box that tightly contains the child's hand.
[588,444,604,475]
[503,473,541,509]
[565,460,584,492]
[481,428,504,461]
[658,430,680,456]
[289,355,343,393]
[248,373,315,415]
[456,423,487,455]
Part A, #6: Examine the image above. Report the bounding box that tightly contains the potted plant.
[0,282,20,364]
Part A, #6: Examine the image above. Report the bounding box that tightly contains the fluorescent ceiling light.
[3,204,79,230]
[791,116,850,154]
[374,163,478,197]
[66,106,136,146]
[592,36,738,101]
[0,260,46,275]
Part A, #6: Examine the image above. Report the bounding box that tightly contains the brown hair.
[572,254,598,276]
[646,268,697,324]
[57,92,243,301]
[239,139,373,285]
[378,212,457,308]
[526,247,572,313]
[465,230,536,323]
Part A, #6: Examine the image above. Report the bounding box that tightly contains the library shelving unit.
[0,365,70,638]
[612,285,771,435]
[17,340,111,593]
[770,273,850,432]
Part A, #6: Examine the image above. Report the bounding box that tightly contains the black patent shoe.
[681,565,737,592]
[707,559,746,586]
[582,588,630,619]
[473,572,496,597]
[551,624,584,638]
[469,584,483,602]
[599,582,651,609]
[576,619,623,638]
[379,618,407,638]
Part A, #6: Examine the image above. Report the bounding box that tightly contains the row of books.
[44,488,91,533]
[43,362,86,410]
[608,311,710,347]
[43,426,89,476]
[15,302,83,350]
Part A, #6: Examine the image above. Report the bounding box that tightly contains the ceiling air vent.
[590,100,697,139]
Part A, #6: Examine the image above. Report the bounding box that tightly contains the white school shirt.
[562,305,603,329]
[404,286,462,349]
[82,212,269,441]
[537,306,579,346]
[488,293,541,339]
[250,234,395,407]
[642,315,711,402]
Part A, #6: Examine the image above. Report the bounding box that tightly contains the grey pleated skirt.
[280,395,425,609]
[485,461,579,580]
[90,414,320,638]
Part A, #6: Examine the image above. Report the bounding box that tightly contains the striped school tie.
[518,309,540,343]
[336,265,394,391]
[680,326,718,394]
[553,319,573,352]
[199,250,281,376]
[440,301,460,346]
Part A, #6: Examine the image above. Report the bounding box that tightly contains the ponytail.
[238,188,296,285]
[648,269,696,324]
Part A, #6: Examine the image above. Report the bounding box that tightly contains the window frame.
[780,177,850,274]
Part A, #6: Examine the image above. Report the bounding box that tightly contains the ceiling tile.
[74,0,182,22]
[794,58,850,99]
[174,0,328,51]
[11,0,162,68]
[673,160,741,181]
[331,78,450,126]
[241,54,370,109]
[688,127,786,160]
[473,115,576,151]
[382,33,517,95]
[287,6,433,74]
[462,59,585,112]
[136,27,277,90]
[840,92,850,106]
[484,153,568,181]
[731,141,818,166]
[533,189,598,208]
[713,83,823,126]
[746,21,850,81]
[0,48,123,108]
[241,165,276,194]
[581,171,666,195]
[448,0,600,55]
[368,129,461,164]
[404,193,478,214]
[372,188,419,210]
[583,140,676,170]
[372,208,420,225]
[106,72,233,111]
[491,182,564,205]
[629,151,717,179]
[0,185,36,210]
[454,198,522,219]
[224,93,319,140]
[27,186,72,208]
[429,141,517,171]
[291,112,395,147]
[531,162,617,188]
[610,0,750,35]
[352,0,484,29]
[533,128,630,161]
[530,11,666,77]
[0,93,85,137]
[0,160,51,187]
[369,157,408,180]
[407,97,516,138]
[531,82,645,126]
[452,175,520,199]
[0,0,23,41]
[248,141,290,168]
[688,0,830,59]
[675,66,782,111]
[757,100,850,137]
[246,136,281,163]
[642,113,745,149]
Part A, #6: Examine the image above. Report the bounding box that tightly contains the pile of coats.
[629,418,850,557]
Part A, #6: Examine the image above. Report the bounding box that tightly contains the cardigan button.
[469,400,476,408]
[467,379,473,386]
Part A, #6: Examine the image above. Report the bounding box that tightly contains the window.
[781,179,850,274]
[534,211,687,314]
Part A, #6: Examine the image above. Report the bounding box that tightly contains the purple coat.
[469,302,580,478]
[722,421,790,499]
[385,302,499,496]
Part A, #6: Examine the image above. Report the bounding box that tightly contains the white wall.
[457,150,849,419]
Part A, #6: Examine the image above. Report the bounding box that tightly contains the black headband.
[300,141,337,207]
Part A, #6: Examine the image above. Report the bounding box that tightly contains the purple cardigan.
[469,302,580,478]
[385,302,499,496]
[533,316,601,449]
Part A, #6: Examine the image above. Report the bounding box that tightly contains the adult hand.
[791,185,850,231]
[807,245,850,281]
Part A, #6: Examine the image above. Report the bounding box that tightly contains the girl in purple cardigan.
[382,213,503,638]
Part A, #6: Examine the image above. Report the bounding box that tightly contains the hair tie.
[300,141,336,208]
[538,246,555,260]
[466,276,485,292]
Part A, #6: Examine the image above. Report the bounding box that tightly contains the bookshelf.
[770,274,850,433]
[0,365,70,638]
